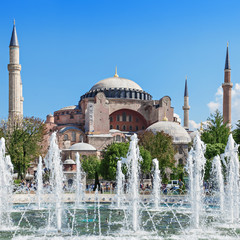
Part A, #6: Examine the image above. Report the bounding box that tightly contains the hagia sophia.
[6,22,233,173]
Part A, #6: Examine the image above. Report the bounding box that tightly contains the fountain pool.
[0,133,240,239]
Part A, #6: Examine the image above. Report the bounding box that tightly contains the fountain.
[115,160,124,208]
[211,155,225,213]
[44,132,64,232]
[0,132,240,239]
[0,137,13,229]
[222,133,240,223]
[122,133,142,232]
[186,132,206,228]
[36,156,43,209]
[75,152,84,207]
[152,158,161,209]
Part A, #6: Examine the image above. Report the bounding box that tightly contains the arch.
[109,109,147,132]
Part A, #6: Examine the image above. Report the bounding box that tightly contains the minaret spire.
[182,76,190,129]
[9,20,19,47]
[225,42,230,70]
[222,42,233,127]
[8,20,23,120]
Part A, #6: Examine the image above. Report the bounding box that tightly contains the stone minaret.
[222,43,232,127]
[8,21,23,120]
[182,76,190,129]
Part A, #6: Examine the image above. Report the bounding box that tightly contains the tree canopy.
[233,120,240,152]
[138,130,175,181]
[100,142,152,180]
[200,110,230,180]
[0,117,46,179]
[81,155,100,180]
[201,110,230,145]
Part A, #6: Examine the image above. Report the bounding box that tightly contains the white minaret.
[8,20,23,120]
[182,76,190,129]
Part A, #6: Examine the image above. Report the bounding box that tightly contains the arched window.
[110,116,113,122]
[129,115,132,122]
[110,125,113,129]
[117,115,120,121]
[123,125,126,131]
[117,125,119,130]
[142,126,145,130]
[72,132,76,141]
[122,112,126,121]
[116,135,121,142]
[129,126,132,131]
[64,134,68,140]
[136,126,139,131]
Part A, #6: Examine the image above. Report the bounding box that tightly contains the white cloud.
[189,120,209,131]
[207,101,220,113]
[189,120,200,131]
[174,113,181,123]
[207,83,240,127]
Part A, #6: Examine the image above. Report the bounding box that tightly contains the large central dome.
[80,68,152,101]
[90,76,143,91]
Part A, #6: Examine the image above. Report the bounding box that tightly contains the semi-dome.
[90,77,143,91]
[69,142,96,151]
[146,121,191,144]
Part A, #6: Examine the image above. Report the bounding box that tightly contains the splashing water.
[44,132,63,232]
[186,132,206,228]
[222,134,240,223]
[0,137,13,228]
[211,155,225,214]
[122,133,142,232]
[116,160,124,208]
[36,156,43,209]
[152,158,161,209]
[75,152,84,207]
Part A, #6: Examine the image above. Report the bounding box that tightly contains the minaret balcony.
[8,64,21,71]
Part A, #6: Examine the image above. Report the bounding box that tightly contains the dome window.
[64,134,68,140]
[72,132,76,142]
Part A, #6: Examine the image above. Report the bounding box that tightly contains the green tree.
[81,155,100,179]
[0,117,45,179]
[81,155,101,190]
[201,110,230,145]
[233,120,240,152]
[138,131,175,183]
[100,142,152,180]
[201,110,230,180]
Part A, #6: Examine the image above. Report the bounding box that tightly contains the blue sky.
[1,0,240,129]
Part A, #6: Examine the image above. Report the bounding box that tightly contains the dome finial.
[14,19,15,25]
[163,109,168,121]
[114,66,119,77]
[200,121,203,131]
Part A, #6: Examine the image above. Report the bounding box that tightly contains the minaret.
[222,42,232,127]
[8,20,23,120]
[182,76,190,129]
